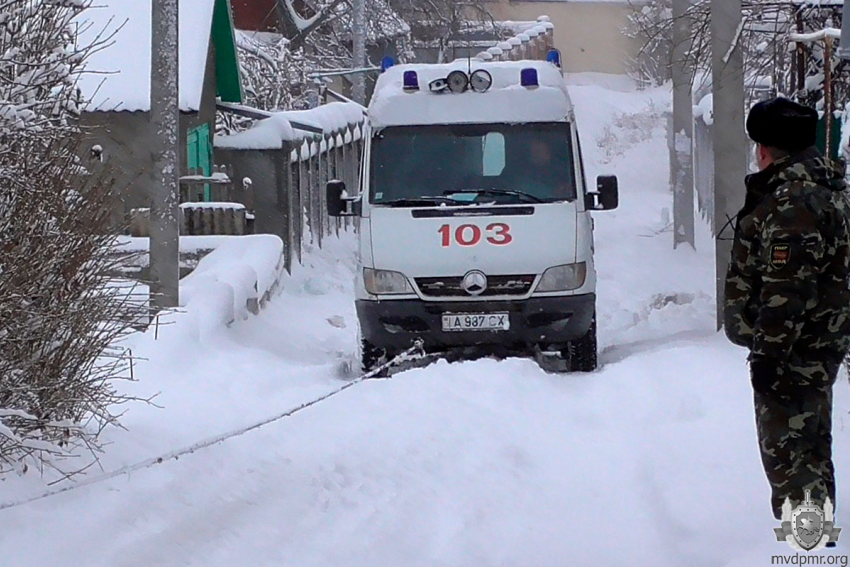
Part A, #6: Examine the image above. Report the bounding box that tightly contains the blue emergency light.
[403,70,419,91]
[520,68,539,87]
[381,56,395,73]
[546,49,562,68]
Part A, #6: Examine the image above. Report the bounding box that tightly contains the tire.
[361,338,391,377]
[568,315,598,372]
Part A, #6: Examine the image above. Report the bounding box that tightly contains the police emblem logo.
[792,498,825,550]
[770,243,791,269]
[774,490,842,552]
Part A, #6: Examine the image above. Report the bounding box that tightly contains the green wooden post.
[187,123,212,201]
[816,115,842,161]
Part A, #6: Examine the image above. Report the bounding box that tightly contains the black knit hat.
[746,97,818,152]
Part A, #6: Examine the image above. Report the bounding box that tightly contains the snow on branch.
[282,0,323,32]
[0,0,108,135]
[790,27,842,43]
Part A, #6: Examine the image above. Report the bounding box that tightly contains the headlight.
[536,262,587,292]
[363,268,414,295]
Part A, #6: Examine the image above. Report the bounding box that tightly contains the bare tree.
[236,32,315,112]
[221,0,411,133]
[626,0,848,109]
[389,0,497,63]
[0,0,147,477]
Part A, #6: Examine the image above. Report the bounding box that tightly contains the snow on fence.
[474,16,555,63]
[179,234,286,327]
[215,101,365,273]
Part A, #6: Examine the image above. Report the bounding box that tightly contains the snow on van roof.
[369,61,574,127]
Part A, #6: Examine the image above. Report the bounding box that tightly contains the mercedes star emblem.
[461,270,488,296]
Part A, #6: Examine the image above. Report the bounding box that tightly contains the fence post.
[333,130,343,235]
[307,145,315,246]
[354,124,364,233]
[323,133,332,237]
[281,141,294,273]
[311,141,323,248]
[293,150,302,264]
[298,145,308,261]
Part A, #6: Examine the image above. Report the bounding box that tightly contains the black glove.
[750,356,780,395]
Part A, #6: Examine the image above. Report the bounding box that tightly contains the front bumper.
[356,294,596,352]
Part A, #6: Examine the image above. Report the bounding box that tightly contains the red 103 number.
[439,223,513,247]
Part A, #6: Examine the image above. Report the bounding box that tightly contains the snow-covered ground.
[3,75,850,566]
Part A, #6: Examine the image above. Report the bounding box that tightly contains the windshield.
[369,123,577,205]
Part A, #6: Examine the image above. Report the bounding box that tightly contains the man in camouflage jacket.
[725,97,850,521]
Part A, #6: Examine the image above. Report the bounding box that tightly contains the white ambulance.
[327,59,618,373]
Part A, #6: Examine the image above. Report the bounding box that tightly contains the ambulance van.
[327,59,618,373]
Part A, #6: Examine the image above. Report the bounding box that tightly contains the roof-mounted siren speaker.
[446,70,469,93]
[520,68,539,88]
[403,70,420,91]
[428,78,448,92]
[470,69,493,93]
[381,56,395,73]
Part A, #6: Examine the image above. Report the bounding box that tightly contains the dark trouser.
[753,355,840,519]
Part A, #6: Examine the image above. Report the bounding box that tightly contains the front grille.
[415,275,536,298]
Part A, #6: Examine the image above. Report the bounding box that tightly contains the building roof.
[78,0,242,112]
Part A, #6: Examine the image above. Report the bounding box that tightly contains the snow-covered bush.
[237,32,314,112]
[597,102,666,164]
[0,1,145,476]
[0,0,92,135]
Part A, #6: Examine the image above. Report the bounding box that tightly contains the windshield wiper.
[444,189,545,203]
[378,196,458,207]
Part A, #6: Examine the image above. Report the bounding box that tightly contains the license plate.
[441,312,510,332]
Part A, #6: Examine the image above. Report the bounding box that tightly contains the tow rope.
[0,340,425,513]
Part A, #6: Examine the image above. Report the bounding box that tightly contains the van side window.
[576,133,588,196]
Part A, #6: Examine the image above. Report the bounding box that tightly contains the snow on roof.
[215,102,365,150]
[279,103,366,134]
[77,0,216,112]
[369,61,573,128]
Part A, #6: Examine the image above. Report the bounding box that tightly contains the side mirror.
[585,175,618,211]
[327,180,357,217]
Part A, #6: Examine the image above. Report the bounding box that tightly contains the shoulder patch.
[769,243,791,269]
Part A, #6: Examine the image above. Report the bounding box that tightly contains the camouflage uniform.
[724,147,850,519]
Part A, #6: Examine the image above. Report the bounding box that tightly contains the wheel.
[568,315,598,372]
[361,338,391,377]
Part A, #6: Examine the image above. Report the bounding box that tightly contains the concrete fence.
[475,16,555,63]
[693,118,715,228]
[215,102,365,273]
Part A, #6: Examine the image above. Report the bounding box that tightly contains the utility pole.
[711,0,747,329]
[351,0,367,105]
[150,0,180,310]
[671,0,695,250]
